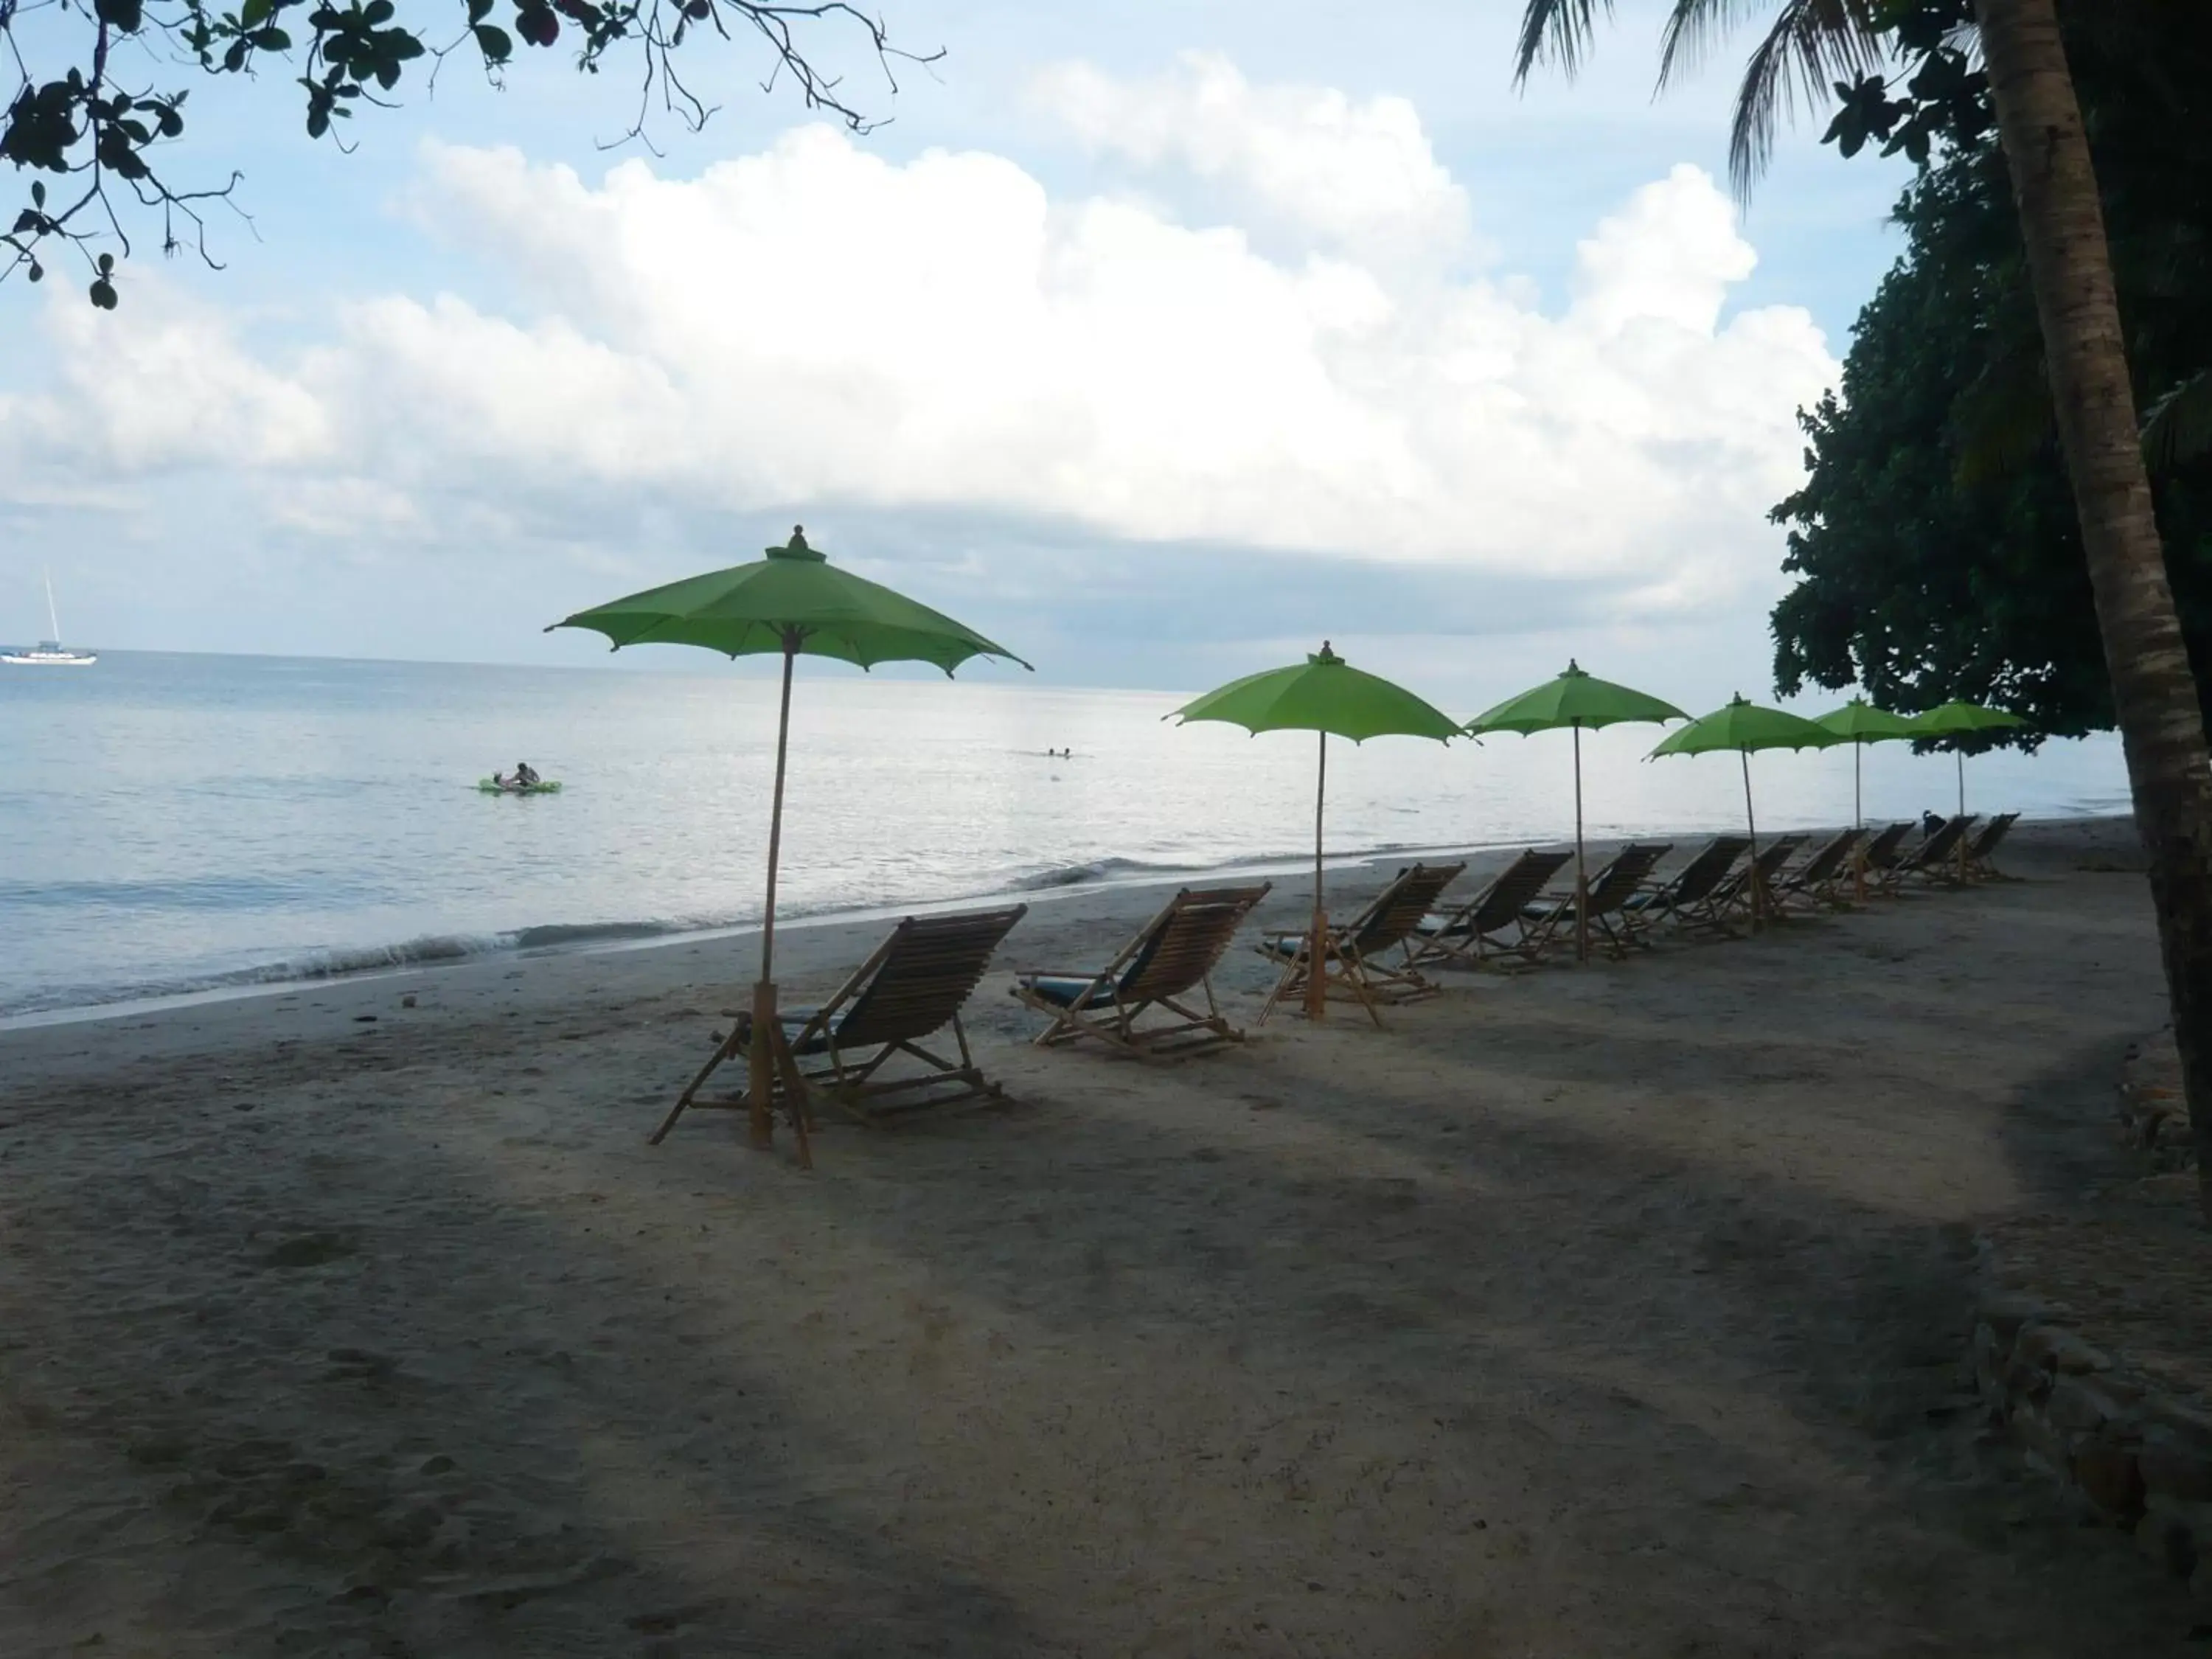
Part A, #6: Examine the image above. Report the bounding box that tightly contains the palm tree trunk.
[1974,0,2212,1218]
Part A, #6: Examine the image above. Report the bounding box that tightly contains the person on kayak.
[515,761,540,787]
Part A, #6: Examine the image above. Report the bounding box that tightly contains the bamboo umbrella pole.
[1740,748,1763,932]
[747,633,800,1150]
[1852,741,1868,902]
[1307,729,1329,1020]
[1573,722,1589,964]
[1956,747,1970,881]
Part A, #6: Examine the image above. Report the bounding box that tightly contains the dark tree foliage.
[2,0,932,306]
[1770,0,2212,745]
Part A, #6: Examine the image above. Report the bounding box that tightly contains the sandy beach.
[2,816,2201,1656]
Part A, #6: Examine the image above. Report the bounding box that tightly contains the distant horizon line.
[7,642,1189,700]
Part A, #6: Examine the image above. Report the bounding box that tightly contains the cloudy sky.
[0,0,1909,707]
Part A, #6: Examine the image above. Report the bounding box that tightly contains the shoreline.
[3,810,2140,1032]
[1,813,2146,1060]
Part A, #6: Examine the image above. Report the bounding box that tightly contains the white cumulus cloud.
[4,59,1837,622]
[1029,51,1474,261]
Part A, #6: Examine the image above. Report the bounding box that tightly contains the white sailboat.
[3,571,97,666]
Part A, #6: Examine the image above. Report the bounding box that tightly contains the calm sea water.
[0,651,2132,1019]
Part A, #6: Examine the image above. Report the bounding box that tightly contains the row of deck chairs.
[1410,810,2017,967]
[653,811,2020,1144]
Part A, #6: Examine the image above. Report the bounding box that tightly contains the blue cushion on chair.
[1018,973,1116,1010]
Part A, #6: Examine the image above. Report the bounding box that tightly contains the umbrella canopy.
[1651,696,1837,928]
[553,532,1026,671]
[1815,698,1918,830]
[1651,696,1838,759]
[1175,644,1464,742]
[1909,700,2032,817]
[1169,642,1457,1019]
[1466,661,1687,961]
[1465,659,1687,734]
[1910,700,2033,737]
[1816,697,1919,744]
[549,526,1028,1158]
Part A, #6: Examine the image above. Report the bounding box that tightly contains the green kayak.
[478,778,563,795]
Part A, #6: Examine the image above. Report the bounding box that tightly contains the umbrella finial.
[1564,658,1584,676]
[1312,639,1342,665]
[768,525,827,563]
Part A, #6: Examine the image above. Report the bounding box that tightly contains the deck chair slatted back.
[1780,827,1861,903]
[1410,849,1569,970]
[1750,835,1807,880]
[1619,836,1748,941]
[1862,821,1915,871]
[1792,827,1860,887]
[1550,842,1674,956]
[1964,812,2021,879]
[1585,843,1673,914]
[1664,837,1751,908]
[1890,814,1975,884]
[1349,862,1467,956]
[1410,849,1572,971]
[1120,888,1269,1004]
[1768,828,1860,917]
[1473,849,1574,931]
[1014,883,1270,1058]
[835,908,1029,1049]
[1257,862,1465,1026]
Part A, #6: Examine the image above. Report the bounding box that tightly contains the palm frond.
[1512,0,1618,88]
[2143,372,2212,473]
[1657,0,1792,89]
[1655,0,1890,197]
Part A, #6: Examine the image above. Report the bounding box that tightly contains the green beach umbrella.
[1650,695,1839,929]
[549,526,1029,1155]
[1169,641,1458,1020]
[1815,698,1919,830]
[1466,660,1688,963]
[1908,700,2032,817]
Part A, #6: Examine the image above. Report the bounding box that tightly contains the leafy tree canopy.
[2,0,931,306]
[1769,0,2212,748]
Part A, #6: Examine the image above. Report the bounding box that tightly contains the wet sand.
[1,817,2198,1656]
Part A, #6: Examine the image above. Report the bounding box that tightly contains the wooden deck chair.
[652,904,1027,1144]
[1615,836,1751,941]
[1883,814,1977,888]
[1011,883,1271,1058]
[1521,842,1674,959]
[1855,820,1916,899]
[1962,811,2022,881]
[1409,848,1573,971]
[1773,827,1864,916]
[1255,860,1467,1026]
[1711,833,1806,925]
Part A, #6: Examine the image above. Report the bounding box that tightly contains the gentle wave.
[0,833,1512,1018]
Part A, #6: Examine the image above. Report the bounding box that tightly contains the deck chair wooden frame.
[1615,836,1751,942]
[1713,833,1806,926]
[1773,827,1863,917]
[1961,812,2021,881]
[653,904,1028,1143]
[1854,820,1915,901]
[1522,842,1674,959]
[1256,861,1466,1026]
[1409,849,1573,972]
[1011,883,1271,1059]
[1883,815,1977,889]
